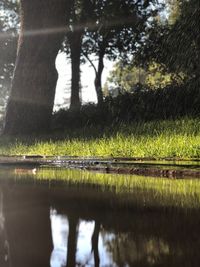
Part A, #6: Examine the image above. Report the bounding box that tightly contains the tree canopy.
[133,0,200,82]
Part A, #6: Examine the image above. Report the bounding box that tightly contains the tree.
[82,0,157,105]
[105,61,182,96]
[63,0,86,110]
[0,0,18,118]
[3,0,71,135]
[106,62,147,94]
[165,0,181,25]
[133,0,200,83]
[62,0,156,108]
[165,0,200,81]
[63,0,101,109]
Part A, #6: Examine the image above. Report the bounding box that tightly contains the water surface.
[0,167,200,267]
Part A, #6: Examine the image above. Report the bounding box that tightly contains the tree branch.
[83,52,97,75]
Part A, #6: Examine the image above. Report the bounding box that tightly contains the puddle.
[0,167,200,266]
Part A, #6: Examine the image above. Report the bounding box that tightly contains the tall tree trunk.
[94,51,105,105]
[3,0,69,135]
[68,30,83,110]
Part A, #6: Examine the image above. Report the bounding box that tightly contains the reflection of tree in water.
[1,176,200,267]
[102,231,170,267]
[0,189,9,267]
[1,184,53,267]
[50,211,101,267]
[67,218,101,267]
[66,216,79,267]
[100,210,200,267]
[91,221,101,267]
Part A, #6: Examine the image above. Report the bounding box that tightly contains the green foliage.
[53,79,200,132]
[164,0,199,79]
[106,61,184,93]
[166,0,181,25]
[134,0,200,82]
[106,62,147,93]
[82,0,153,60]
[145,62,184,88]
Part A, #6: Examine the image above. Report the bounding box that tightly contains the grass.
[0,117,200,159]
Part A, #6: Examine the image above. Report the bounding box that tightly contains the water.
[0,167,200,267]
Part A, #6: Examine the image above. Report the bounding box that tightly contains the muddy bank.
[0,156,199,178]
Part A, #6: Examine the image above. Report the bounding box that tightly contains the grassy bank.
[0,118,200,159]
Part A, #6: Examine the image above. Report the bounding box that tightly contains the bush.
[52,79,200,130]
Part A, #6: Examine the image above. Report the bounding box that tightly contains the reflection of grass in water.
[0,118,200,158]
[33,168,200,209]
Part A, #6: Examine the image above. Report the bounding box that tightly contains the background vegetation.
[0,0,199,149]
